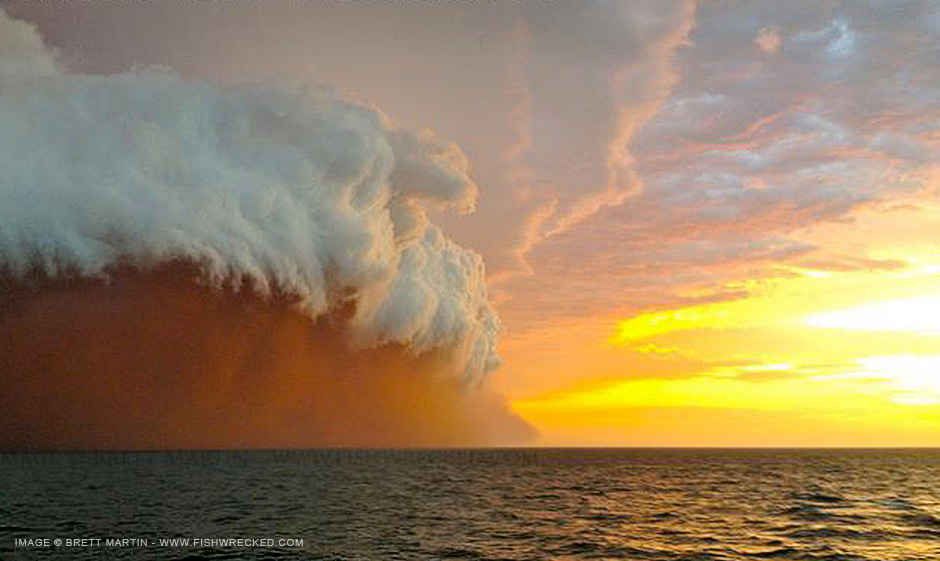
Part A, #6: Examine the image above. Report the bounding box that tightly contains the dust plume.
[0,10,534,449]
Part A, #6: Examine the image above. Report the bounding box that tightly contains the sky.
[5,0,940,446]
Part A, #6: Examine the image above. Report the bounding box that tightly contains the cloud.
[755,27,782,54]
[3,0,698,285]
[0,11,55,77]
[0,7,536,448]
[796,255,909,273]
[492,0,940,330]
[8,1,939,338]
[0,8,500,379]
[0,262,535,449]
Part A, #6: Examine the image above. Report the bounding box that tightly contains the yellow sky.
[501,199,940,446]
[10,1,939,448]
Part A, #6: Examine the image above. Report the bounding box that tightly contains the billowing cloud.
[0,9,534,448]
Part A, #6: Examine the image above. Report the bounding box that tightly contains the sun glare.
[854,355,940,404]
[804,296,940,334]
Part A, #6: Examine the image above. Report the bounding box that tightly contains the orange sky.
[498,198,940,445]
[7,1,940,446]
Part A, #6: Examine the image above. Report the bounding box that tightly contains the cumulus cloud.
[0,8,499,380]
[0,8,531,448]
[0,9,55,77]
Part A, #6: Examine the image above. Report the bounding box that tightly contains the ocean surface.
[2,449,939,561]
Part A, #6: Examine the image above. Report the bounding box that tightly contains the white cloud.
[0,8,500,383]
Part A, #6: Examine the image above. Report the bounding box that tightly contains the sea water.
[2,449,939,560]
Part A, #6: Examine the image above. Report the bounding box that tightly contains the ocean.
[2,449,939,560]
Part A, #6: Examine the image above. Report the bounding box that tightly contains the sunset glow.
[3,1,940,449]
[5,5,940,561]
[507,248,940,445]
[805,296,940,334]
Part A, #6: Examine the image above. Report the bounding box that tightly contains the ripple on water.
[2,449,940,561]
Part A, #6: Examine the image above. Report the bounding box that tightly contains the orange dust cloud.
[0,262,534,450]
